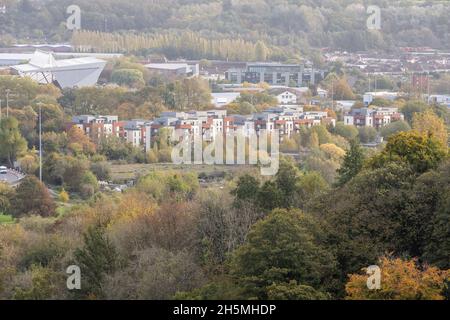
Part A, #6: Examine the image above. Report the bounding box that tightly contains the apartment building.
[71,107,337,150]
[124,120,148,148]
[344,107,404,129]
[428,94,450,108]
[70,115,122,142]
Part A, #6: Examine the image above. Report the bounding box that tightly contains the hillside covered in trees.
[0,71,449,299]
[1,0,450,60]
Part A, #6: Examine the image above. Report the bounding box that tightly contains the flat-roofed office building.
[225,63,324,87]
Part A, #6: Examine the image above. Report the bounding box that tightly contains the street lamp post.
[38,103,43,182]
[5,89,10,118]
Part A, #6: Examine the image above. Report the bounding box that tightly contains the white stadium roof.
[10,50,106,88]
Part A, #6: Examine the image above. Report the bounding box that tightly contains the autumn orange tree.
[345,256,450,300]
[67,125,96,155]
[11,176,56,217]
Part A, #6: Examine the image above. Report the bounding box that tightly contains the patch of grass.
[55,203,76,219]
[109,163,254,182]
[0,214,15,225]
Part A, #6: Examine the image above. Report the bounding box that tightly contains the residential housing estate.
[69,106,337,152]
[68,82,414,151]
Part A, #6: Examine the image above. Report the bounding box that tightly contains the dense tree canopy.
[369,131,448,174]
[230,209,337,299]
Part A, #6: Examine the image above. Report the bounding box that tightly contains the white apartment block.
[344,107,404,129]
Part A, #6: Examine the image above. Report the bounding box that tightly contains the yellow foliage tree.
[67,126,96,155]
[320,143,346,161]
[412,110,448,147]
[146,149,159,164]
[113,191,157,224]
[18,152,38,174]
[59,189,70,203]
[258,82,270,90]
[280,138,299,153]
[345,256,450,300]
[307,131,319,149]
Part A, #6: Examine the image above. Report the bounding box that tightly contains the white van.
[0,166,7,174]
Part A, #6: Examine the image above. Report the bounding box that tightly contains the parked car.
[0,166,7,174]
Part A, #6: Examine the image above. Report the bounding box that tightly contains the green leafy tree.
[90,161,111,182]
[336,141,365,186]
[0,182,15,214]
[370,131,447,173]
[35,103,65,132]
[304,148,341,185]
[111,69,145,88]
[358,126,377,143]
[169,78,212,111]
[230,209,337,299]
[98,136,134,160]
[326,77,355,100]
[409,160,450,269]
[316,162,418,296]
[232,174,260,206]
[296,171,329,209]
[316,156,450,294]
[401,100,428,123]
[311,125,332,145]
[79,171,99,199]
[333,122,359,141]
[275,158,300,208]
[307,131,319,149]
[257,181,283,212]
[380,120,411,139]
[0,117,27,167]
[267,281,330,300]
[13,266,61,300]
[74,226,119,299]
